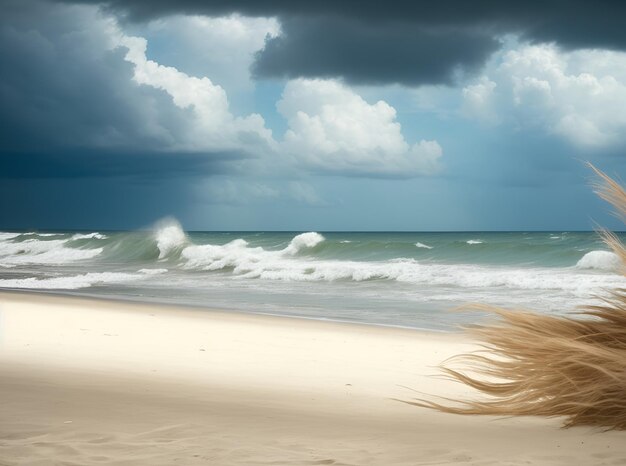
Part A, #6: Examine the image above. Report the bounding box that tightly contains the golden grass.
[409,165,626,429]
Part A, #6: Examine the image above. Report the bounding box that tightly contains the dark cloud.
[251,16,498,86]
[0,150,239,180]
[52,0,623,35]
[0,0,250,180]
[1,2,175,152]
[59,0,626,86]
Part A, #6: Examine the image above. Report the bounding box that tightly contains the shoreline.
[1,290,625,465]
[0,287,458,333]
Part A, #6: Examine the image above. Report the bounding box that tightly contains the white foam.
[0,238,102,266]
[154,219,187,259]
[415,242,433,249]
[576,250,621,272]
[0,272,141,290]
[466,240,483,245]
[550,236,561,240]
[182,239,259,271]
[281,232,325,255]
[139,268,168,275]
[71,232,108,240]
[0,232,21,241]
[178,233,626,297]
[181,232,324,273]
[20,232,64,238]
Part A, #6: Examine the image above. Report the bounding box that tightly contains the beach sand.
[0,291,624,465]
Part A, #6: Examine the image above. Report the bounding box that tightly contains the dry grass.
[410,165,626,429]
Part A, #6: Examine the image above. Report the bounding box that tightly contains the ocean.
[1,220,625,331]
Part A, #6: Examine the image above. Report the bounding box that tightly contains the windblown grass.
[411,165,626,429]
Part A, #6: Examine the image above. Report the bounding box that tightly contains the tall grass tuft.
[410,165,626,430]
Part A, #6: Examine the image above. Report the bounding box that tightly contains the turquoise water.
[1,223,624,330]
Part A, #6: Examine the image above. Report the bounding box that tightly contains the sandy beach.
[0,291,625,465]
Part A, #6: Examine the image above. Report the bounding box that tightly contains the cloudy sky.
[2,0,626,230]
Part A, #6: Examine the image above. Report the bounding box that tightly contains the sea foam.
[155,219,187,259]
[576,250,621,272]
[0,238,102,266]
[71,232,107,240]
[181,232,325,274]
[281,232,325,255]
[1,227,625,309]
[0,272,141,290]
[23,233,62,237]
[0,232,21,241]
[176,233,626,295]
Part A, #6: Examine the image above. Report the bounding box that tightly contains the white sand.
[0,291,625,465]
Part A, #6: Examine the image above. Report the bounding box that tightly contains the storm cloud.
[251,16,498,86]
[59,0,626,86]
[0,0,274,181]
[3,0,626,230]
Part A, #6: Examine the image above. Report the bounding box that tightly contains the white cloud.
[0,0,277,157]
[463,42,626,148]
[3,1,443,179]
[461,77,498,123]
[139,15,280,92]
[277,79,442,177]
[111,26,443,178]
[112,32,275,153]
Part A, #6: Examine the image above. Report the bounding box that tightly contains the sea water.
[1,221,624,330]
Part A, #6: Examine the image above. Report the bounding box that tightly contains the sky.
[2,0,626,231]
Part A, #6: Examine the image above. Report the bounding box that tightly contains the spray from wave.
[154,218,187,259]
[281,232,325,255]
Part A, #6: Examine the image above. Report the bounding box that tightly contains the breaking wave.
[180,232,325,273]
[177,243,625,294]
[71,232,108,240]
[281,232,325,255]
[0,233,21,241]
[0,225,624,299]
[0,237,102,267]
[0,268,165,290]
[0,272,140,290]
[155,219,187,259]
[575,250,621,272]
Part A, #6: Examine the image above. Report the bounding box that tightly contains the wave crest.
[0,272,140,289]
[154,219,187,259]
[576,250,621,272]
[0,238,102,267]
[71,232,107,240]
[282,232,325,255]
